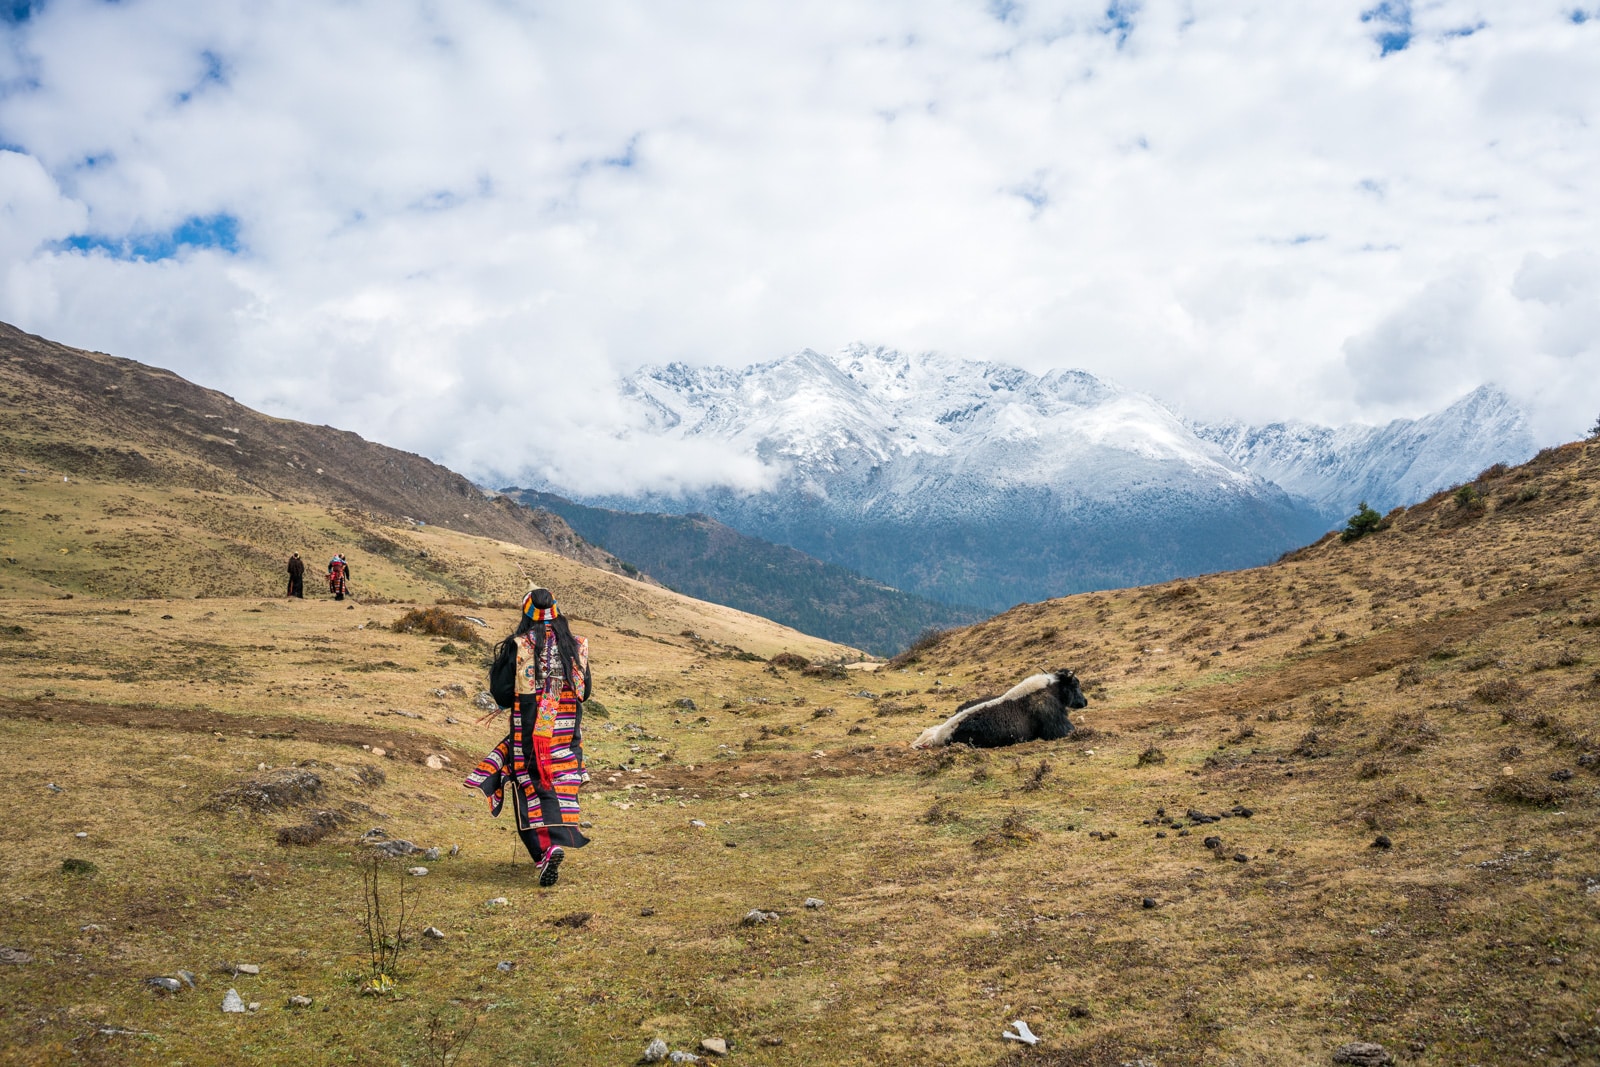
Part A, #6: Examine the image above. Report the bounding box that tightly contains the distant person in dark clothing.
[286,553,305,598]
[327,555,350,600]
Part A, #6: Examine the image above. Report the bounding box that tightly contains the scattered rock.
[408,867,429,877]
[804,897,825,909]
[74,831,88,839]
[669,1053,701,1065]
[425,755,446,770]
[700,1037,728,1056]
[176,970,196,988]
[496,961,514,973]
[741,909,779,926]
[643,1038,669,1062]
[486,897,509,908]
[689,820,707,828]
[1332,1041,1393,1066]
[288,995,312,1008]
[450,844,461,856]
[0,947,33,965]
[234,964,260,975]
[221,989,246,1013]
[474,691,498,711]
[370,839,419,858]
[145,976,182,993]
[1370,835,1392,850]
[640,907,656,917]
[248,1002,261,1012]
[423,926,446,941]
[760,1036,783,1046]
[423,847,442,861]
[204,769,325,814]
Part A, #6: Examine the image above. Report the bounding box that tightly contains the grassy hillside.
[0,321,631,581]
[515,490,978,655]
[0,415,1597,1063]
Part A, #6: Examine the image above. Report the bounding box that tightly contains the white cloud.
[0,0,1597,492]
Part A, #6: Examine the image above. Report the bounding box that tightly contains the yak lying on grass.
[911,669,1087,749]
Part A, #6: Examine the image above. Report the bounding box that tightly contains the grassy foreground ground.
[1,446,1598,1065]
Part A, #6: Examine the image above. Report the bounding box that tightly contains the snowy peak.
[1195,384,1537,518]
[624,345,1254,493]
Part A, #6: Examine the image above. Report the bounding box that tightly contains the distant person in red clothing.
[327,555,350,600]
[286,553,305,598]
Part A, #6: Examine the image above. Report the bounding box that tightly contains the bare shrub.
[391,608,481,643]
[1019,759,1052,791]
[1136,746,1167,767]
[1487,776,1571,807]
[1374,712,1440,756]
[1473,679,1531,705]
[276,809,349,846]
[973,809,1036,850]
[768,652,810,670]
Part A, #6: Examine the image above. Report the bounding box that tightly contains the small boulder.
[288,995,312,1008]
[221,989,246,1013]
[408,866,429,877]
[496,960,513,973]
[643,1038,669,1063]
[234,964,260,975]
[804,897,824,909]
[423,926,446,940]
[146,976,182,993]
[700,1038,728,1056]
[1332,1042,1393,1066]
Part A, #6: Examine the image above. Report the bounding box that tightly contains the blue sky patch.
[603,134,640,169]
[987,0,1020,24]
[1103,1,1138,47]
[1361,0,1413,56]
[54,213,242,260]
[176,50,228,105]
[2,1,42,25]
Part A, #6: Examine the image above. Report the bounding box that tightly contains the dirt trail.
[0,697,455,762]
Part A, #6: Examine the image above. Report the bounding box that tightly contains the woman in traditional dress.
[465,588,591,886]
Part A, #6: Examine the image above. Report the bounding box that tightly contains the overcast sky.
[2,0,1597,493]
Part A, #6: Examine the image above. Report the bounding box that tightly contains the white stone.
[423,926,445,940]
[486,897,509,907]
[221,989,246,1013]
[642,1038,669,1063]
[408,867,429,877]
[804,897,824,909]
[234,964,260,975]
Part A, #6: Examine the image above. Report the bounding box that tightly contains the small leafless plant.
[362,855,416,986]
[420,1008,481,1067]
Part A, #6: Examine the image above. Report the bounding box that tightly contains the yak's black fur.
[913,668,1087,749]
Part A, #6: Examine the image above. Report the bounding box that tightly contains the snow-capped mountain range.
[1193,384,1537,520]
[540,345,1537,612]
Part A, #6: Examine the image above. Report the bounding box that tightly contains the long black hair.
[497,588,580,688]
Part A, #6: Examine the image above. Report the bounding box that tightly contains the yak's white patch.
[911,672,1053,749]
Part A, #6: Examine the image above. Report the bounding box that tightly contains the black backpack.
[489,638,517,710]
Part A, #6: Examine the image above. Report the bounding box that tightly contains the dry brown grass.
[0,442,1598,1064]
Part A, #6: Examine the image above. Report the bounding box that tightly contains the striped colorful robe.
[465,630,590,854]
